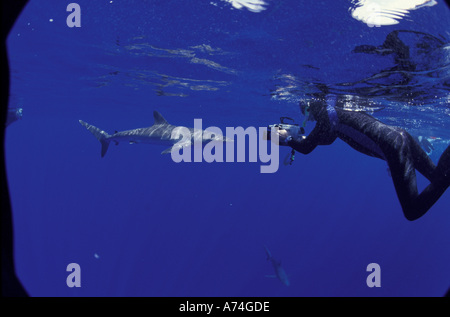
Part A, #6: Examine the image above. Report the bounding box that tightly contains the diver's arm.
[287,122,336,154]
[287,135,317,154]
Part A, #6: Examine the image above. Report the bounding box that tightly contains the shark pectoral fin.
[161,147,173,154]
[265,275,277,279]
[161,142,191,155]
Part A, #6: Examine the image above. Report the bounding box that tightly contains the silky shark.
[79,111,232,157]
[264,246,290,286]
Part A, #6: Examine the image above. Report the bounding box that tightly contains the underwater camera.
[265,117,305,144]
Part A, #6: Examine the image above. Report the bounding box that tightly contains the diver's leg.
[386,139,421,220]
[387,136,449,221]
[434,145,450,187]
[414,145,450,219]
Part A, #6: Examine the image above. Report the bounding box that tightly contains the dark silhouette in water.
[343,30,449,100]
[352,30,421,85]
[1,0,29,297]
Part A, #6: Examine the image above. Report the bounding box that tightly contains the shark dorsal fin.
[153,111,168,125]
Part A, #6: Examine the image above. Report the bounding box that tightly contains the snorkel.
[301,103,310,132]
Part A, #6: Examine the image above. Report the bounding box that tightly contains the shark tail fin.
[79,120,111,157]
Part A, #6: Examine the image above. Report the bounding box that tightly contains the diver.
[271,93,450,221]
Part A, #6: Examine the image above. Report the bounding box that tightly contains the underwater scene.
[4,0,450,297]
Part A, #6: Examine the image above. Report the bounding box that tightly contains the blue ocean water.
[4,0,450,296]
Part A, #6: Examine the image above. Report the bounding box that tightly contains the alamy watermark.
[366,263,381,287]
[168,119,281,174]
[66,3,81,28]
[66,263,81,287]
[66,262,381,289]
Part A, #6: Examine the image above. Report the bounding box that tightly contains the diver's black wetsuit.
[287,95,450,221]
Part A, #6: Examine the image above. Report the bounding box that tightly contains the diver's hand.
[276,129,293,145]
[277,129,288,141]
